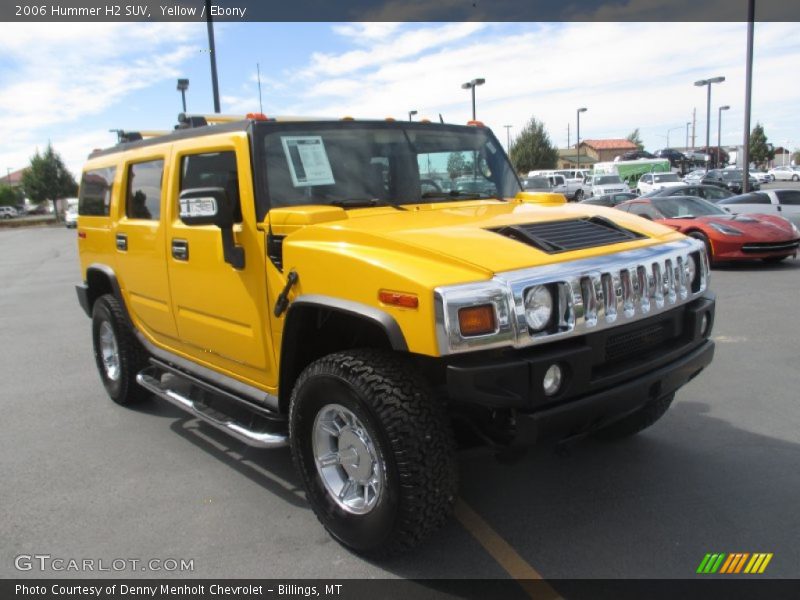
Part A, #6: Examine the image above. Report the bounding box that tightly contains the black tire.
[289,349,457,557]
[688,231,713,264]
[91,294,150,405]
[593,393,675,440]
[762,255,789,264]
[574,189,584,201]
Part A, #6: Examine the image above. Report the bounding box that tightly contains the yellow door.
[164,135,277,390]
[113,152,179,341]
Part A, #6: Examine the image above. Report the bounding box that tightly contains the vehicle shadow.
[166,416,307,509]
[385,398,800,580]
[134,390,800,581]
[712,257,800,271]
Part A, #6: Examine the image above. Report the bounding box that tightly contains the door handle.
[115,233,128,251]
[172,239,189,261]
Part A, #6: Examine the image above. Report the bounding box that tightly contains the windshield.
[255,122,520,213]
[595,175,622,185]
[654,196,727,218]
[653,173,680,183]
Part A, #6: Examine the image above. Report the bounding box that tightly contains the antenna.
[256,62,263,115]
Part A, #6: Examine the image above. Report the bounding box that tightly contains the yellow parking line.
[454,500,563,599]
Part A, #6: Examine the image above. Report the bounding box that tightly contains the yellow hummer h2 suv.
[75,114,715,555]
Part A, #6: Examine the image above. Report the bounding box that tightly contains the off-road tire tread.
[593,393,675,440]
[289,349,457,557]
[92,294,150,405]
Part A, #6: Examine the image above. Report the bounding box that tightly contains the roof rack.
[176,112,272,129]
[109,129,169,143]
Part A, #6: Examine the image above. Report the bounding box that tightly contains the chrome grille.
[434,238,709,355]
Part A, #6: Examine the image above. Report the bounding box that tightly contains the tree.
[0,184,23,208]
[748,123,774,168]
[21,144,77,221]
[626,128,644,150]
[447,152,467,179]
[508,117,558,174]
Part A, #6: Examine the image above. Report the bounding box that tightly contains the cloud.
[299,22,487,78]
[0,23,203,175]
[281,22,800,153]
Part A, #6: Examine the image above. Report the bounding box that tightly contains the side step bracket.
[136,367,288,449]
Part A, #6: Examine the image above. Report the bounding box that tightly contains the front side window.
[180,151,241,221]
[78,167,115,216]
[776,191,800,206]
[126,160,163,220]
[257,122,520,213]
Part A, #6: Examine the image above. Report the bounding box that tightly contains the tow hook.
[273,271,299,317]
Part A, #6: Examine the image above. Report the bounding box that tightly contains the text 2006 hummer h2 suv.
[75,114,715,555]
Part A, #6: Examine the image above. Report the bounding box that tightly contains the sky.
[1,21,798,178]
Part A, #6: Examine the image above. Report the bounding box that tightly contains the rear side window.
[720,192,770,205]
[180,151,241,222]
[776,191,800,206]
[78,167,115,216]
[126,160,164,220]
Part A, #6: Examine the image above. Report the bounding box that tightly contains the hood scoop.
[489,216,645,254]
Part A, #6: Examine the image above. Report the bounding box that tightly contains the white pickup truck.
[576,174,630,199]
[636,172,685,195]
[528,169,588,200]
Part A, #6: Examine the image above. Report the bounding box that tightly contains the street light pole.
[205,0,221,113]
[504,125,512,152]
[686,122,691,151]
[694,76,725,171]
[461,78,485,120]
[717,105,730,168]
[665,125,683,149]
[408,110,418,122]
[176,79,189,113]
[576,107,587,170]
[742,0,755,191]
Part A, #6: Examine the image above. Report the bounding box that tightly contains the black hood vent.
[489,216,646,254]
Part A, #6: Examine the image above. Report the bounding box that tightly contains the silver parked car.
[718,189,800,228]
[767,166,799,182]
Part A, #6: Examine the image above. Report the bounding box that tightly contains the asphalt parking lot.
[1,226,799,587]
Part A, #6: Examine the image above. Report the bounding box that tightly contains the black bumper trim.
[521,339,714,436]
[446,294,715,410]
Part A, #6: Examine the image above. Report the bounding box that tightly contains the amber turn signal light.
[458,305,496,336]
[379,290,419,309]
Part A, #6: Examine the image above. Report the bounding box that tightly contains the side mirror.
[179,187,233,228]
[178,187,244,269]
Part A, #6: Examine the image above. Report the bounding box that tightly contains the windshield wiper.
[420,190,502,201]
[330,198,406,210]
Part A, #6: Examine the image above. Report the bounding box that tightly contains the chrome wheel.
[98,321,120,382]
[312,403,383,515]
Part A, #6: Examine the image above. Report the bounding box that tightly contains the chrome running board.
[136,367,288,448]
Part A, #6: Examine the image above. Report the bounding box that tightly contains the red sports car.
[617,195,800,263]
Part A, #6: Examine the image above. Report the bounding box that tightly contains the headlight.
[708,222,743,236]
[791,223,799,237]
[524,285,553,331]
[685,253,697,284]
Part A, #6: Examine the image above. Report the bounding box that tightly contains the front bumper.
[712,237,800,260]
[446,293,715,433]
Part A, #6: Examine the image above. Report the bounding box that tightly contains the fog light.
[700,312,710,337]
[543,364,563,396]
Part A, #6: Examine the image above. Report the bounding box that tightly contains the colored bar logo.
[696,553,773,574]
